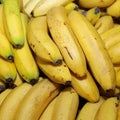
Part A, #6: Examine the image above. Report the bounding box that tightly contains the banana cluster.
[0,0,120,119]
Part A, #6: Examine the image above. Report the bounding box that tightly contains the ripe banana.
[14,78,61,120]
[0,57,17,84]
[94,97,119,120]
[47,6,87,78]
[35,56,72,85]
[51,87,79,120]
[71,70,100,102]
[0,88,12,106]
[101,25,120,49]
[95,15,114,34]
[3,0,24,48]
[39,96,58,120]
[32,0,74,17]
[78,0,115,8]
[107,0,120,18]
[86,7,101,25]
[68,10,116,91]
[27,16,63,65]
[76,96,105,120]
[0,82,32,120]
[13,13,39,84]
[114,66,120,87]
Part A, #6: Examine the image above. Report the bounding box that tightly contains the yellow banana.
[71,70,100,102]
[14,78,61,120]
[22,0,30,8]
[117,100,120,120]
[13,13,39,84]
[107,0,120,18]
[86,7,101,25]
[0,88,12,106]
[101,25,120,49]
[27,16,63,65]
[114,66,120,87]
[0,57,17,84]
[51,87,79,120]
[39,96,58,120]
[3,0,24,48]
[0,82,32,120]
[47,6,87,78]
[35,56,72,85]
[68,10,116,91]
[94,97,119,120]
[95,15,114,34]
[78,0,115,8]
[32,0,74,17]
[76,97,105,120]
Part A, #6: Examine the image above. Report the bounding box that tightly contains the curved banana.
[94,97,119,120]
[14,78,61,120]
[76,97,105,120]
[107,0,120,18]
[3,0,24,48]
[32,0,74,16]
[47,6,87,78]
[101,25,120,49]
[78,0,115,8]
[27,16,63,65]
[86,7,101,25]
[95,15,114,34]
[13,13,39,84]
[0,82,32,120]
[35,56,72,85]
[68,10,116,91]
[71,70,100,102]
[51,87,79,120]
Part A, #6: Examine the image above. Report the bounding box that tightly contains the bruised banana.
[35,56,72,85]
[95,15,114,34]
[3,0,24,48]
[27,16,63,65]
[78,0,115,8]
[76,97,105,120]
[32,0,74,17]
[94,97,119,120]
[0,83,32,120]
[51,87,79,120]
[47,6,87,78]
[14,78,61,120]
[68,10,116,91]
[71,70,100,102]
[13,13,39,84]
[101,25,120,49]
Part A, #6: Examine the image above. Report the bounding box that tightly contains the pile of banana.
[0,0,120,119]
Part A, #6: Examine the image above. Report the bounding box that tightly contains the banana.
[95,15,114,34]
[0,80,6,93]
[76,96,105,120]
[0,82,32,120]
[0,57,17,84]
[35,56,72,85]
[51,87,79,120]
[27,16,63,65]
[107,42,120,65]
[68,10,116,91]
[101,25,120,49]
[114,66,120,87]
[107,0,120,18]
[14,78,61,120]
[86,7,101,25]
[71,70,100,102]
[94,97,119,120]
[0,88,12,106]
[13,13,39,84]
[117,99,120,120]
[3,0,25,48]
[78,0,115,8]
[32,0,74,17]
[39,96,58,120]
[47,6,87,78]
